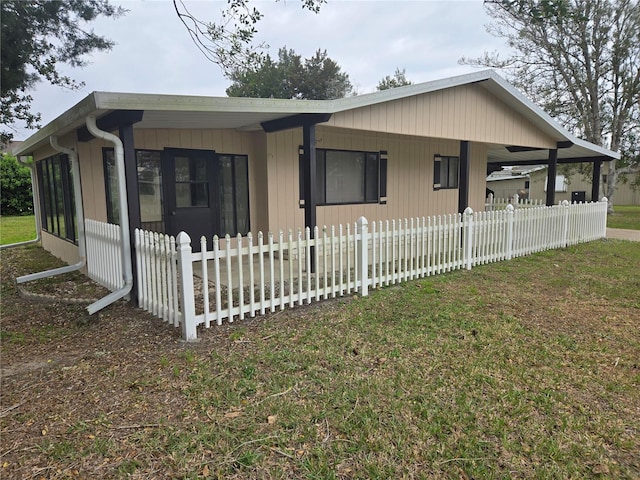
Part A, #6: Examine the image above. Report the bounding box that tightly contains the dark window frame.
[299,147,388,206]
[433,155,459,190]
[37,154,77,243]
[216,153,250,237]
[103,148,164,231]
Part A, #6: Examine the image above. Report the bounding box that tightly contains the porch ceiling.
[487,142,611,164]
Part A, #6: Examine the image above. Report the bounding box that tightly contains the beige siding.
[265,126,488,232]
[487,177,529,200]
[326,84,556,149]
[41,231,79,265]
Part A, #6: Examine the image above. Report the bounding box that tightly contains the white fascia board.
[485,73,620,160]
[326,69,497,112]
[14,93,98,156]
[93,92,332,115]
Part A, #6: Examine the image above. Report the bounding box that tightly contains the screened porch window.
[103,149,164,232]
[218,154,250,236]
[37,154,77,243]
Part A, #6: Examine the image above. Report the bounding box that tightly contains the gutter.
[0,156,41,250]
[84,114,133,315]
[14,138,88,281]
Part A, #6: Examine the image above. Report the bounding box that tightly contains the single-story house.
[13,70,618,307]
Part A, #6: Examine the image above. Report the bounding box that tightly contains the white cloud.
[15,0,507,139]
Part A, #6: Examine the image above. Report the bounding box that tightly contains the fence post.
[600,197,608,238]
[176,231,197,341]
[561,200,570,247]
[513,193,519,207]
[463,207,474,270]
[506,204,514,260]
[357,216,369,297]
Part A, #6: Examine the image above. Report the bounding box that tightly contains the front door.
[163,148,217,251]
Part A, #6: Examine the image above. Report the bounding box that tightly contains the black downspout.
[546,149,558,206]
[458,140,470,214]
[119,122,140,306]
[303,124,317,273]
[592,160,602,202]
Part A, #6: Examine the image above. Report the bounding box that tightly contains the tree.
[173,0,325,76]
[1,154,33,216]
[226,47,353,100]
[462,0,640,211]
[377,68,413,91]
[1,0,125,146]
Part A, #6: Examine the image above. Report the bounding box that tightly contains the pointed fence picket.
[85,219,124,291]
[132,198,608,341]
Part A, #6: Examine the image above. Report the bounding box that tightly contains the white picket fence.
[134,199,608,340]
[85,219,124,291]
[485,193,543,211]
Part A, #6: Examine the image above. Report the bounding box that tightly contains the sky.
[16,0,509,140]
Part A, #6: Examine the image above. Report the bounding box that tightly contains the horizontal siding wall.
[326,83,557,149]
[266,126,487,232]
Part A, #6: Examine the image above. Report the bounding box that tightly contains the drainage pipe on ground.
[14,138,88,281]
[85,115,133,315]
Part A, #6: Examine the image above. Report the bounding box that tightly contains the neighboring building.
[529,164,639,205]
[13,70,618,270]
[486,165,546,200]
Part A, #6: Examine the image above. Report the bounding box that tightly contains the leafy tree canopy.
[226,47,353,100]
[173,0,325,76]
[1,0,125,146]
[462,0,640,209]
[377,68,413,91]
[0,154,33,216]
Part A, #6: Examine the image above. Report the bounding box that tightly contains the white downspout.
[0,156,41,250]
[85,114,133,315]
[14,139,88,281]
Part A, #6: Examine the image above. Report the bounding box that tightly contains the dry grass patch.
[1,240,639,479]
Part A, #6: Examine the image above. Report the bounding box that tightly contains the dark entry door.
[163,148,217,251]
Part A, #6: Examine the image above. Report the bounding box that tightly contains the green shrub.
[1,154,33,216]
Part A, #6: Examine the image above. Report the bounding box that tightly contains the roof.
[486,165,547,182]
[14,69,619,163]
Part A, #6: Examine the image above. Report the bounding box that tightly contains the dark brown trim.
[488,155,611,168]
[458,140,470,214]
[546,149,558,206]
[261,113,332,133]
[592,160,602,201]
[119,123,140,306]
[302,124,317,272]
[76,110,144,142]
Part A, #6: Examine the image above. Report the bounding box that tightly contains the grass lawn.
[607,205,640,230]
[1,240,639,478]
[0,215,37,245]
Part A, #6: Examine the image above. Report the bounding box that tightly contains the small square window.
[433,155,459,189]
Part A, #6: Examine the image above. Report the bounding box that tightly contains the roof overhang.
[14,70,620,165]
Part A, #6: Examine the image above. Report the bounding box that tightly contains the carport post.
[546,149,558,206]
[303,124,317,273]
[592,160,602,201]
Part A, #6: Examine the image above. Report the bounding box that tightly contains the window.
[433,155,459,189]
[103,149,164,231]
[544,175,568,192]
[37,154,77,242]
[524,180,530,189]
[217,154,250,236]
[300,148,387,205]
